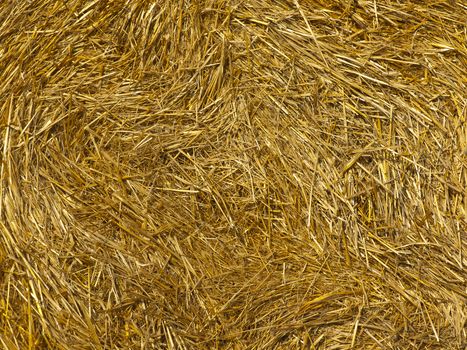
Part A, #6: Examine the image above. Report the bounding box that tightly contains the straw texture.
[0,0,466,349]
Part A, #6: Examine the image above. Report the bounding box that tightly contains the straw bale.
[0,0,466,349]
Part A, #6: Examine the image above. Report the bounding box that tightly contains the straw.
[0,0,466,348]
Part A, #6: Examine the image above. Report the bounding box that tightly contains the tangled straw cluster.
[0,0,466,348]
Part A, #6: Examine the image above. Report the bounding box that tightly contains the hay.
[0,0,466,348]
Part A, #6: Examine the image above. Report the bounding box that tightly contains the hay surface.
[0,0,466,349]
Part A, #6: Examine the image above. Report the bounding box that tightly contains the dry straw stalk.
[0,0,466,349]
